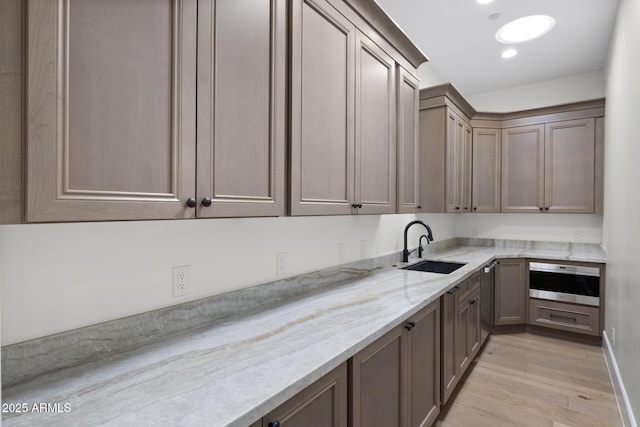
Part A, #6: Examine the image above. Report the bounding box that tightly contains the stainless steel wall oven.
[529,261,600,307]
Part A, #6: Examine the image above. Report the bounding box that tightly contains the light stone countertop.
[1,244,605,427]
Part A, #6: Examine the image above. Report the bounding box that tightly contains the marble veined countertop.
[2,244,605,426]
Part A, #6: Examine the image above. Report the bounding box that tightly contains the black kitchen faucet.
[402,220,433,263]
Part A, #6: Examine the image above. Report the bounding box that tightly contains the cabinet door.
[263,363,347,427]
[444,111,458,213]
[501,125,545,213]
[396,67,420,214]
[472,128,501,213]
[407,300,440,427]
[418,107,446,213]
[196,0,285,217]
[457,295,471,374]
[26,0,196,222]
[468,289,481,359]
[350,325,405,427]
[544,118,595,213]
[290,0,355,215]
[494,259,527,325]
[355,32,396,214]
[446,110,471,213]
[460,122,473,212]
[440,291,458,405]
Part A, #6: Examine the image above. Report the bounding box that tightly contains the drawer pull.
[269,422,281,427]
[550,313,577,322]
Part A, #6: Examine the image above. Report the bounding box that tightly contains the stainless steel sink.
[403,260,466,274]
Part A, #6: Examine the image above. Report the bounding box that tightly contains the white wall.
[602,0,640,422]
[0,213,457,345]
[456,213,603,243]
[466,70,606,113]
[0,209,605,346]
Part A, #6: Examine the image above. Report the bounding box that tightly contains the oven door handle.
[483,261,497,273]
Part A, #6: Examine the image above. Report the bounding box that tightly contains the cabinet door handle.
[201,197,212,207]
[545,207,549,211]
[417,205,422,209]
[469,299,476,305]
[404,321,415,331]
[447,286,460,295]
[186,198,197,208]
[455,206,460,210]
[539,207,543,211]
[268,421,281,427]
[550,313,577,322]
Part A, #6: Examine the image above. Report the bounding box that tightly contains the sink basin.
[403,260,466,274]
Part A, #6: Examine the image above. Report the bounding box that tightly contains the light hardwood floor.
[436,331,622,427]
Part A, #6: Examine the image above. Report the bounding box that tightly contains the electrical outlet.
[276,252,287,276]
[611,327,615,346]
[360,240,367,258]
[338,242,346,262]
[172,265,190,297]
[574,229,584,242]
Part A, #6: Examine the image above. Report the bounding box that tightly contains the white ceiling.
[376,0,619,96]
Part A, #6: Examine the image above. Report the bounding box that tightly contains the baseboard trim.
[603,330,637,427]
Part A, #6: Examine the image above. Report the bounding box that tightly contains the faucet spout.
[402,220,434,263]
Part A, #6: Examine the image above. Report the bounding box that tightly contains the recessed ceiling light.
[501,48,518,59]
[496,15,555,44]
[476,0,494,4]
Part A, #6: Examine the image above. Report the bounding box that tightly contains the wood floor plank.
[437,331,622,427]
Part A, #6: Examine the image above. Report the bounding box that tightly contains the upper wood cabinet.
[502,118,596,213]
[290,0,355,216]
[290,0,397,215]
[196,0,286,218]
[421,83,604,216]
[396,67,420,214]
[472,128,501,213]
[26,0,197,222]
[501,125,546,213]
[419,105,472,213]
[354,31,397,215]
[25,0,287,222]
[12,0,425,223]
[544,118,595,213]
[418,84,475,214]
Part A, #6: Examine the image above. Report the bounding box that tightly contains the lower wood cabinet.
[494,259,527,325]
[441,272,481,406]
[260,363,348,427]
[529,298,600,337]
[350,299,440,427]
[457,282,480,376]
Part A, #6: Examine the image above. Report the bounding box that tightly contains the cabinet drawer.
[529,299,600,336]
[456,280,470,300]
[467,272,480,294]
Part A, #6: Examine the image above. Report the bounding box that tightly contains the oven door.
[529,262,600,307]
